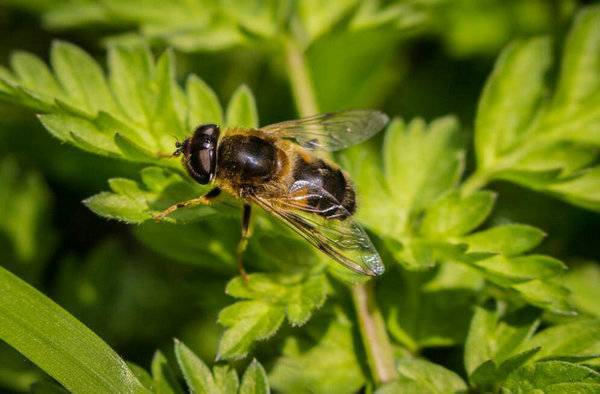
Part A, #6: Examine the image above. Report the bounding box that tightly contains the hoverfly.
[154,110,388,279]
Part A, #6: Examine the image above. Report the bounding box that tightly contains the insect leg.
[153,187,221,221]
[236,203,252,282]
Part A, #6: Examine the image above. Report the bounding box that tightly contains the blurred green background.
[0,0,598,392]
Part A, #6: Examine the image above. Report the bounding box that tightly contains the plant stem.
[283,37,398,386]
[284,38,319,117]
[351,282,398,385]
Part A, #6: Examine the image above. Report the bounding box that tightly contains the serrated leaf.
[475,37,552,169]
[474,255,566,283]
[384,116,463,215]
[174,340,219,394]
[376,358,467,394]
[339,143,397,236]
[0,41,226,163]
[270,307,365,394]
[381,268,476,351]
[223,0,280,38]
[420,191,496,237]
[553,6,600,111]
[10,51,64,103]
[548,166,600,211]
[239,359,269,394]
[152,351,183,394]
[502,361,600,392]
[226,272,330,326]
[512,279,575,315]
[187,75,223,128]
[462,224,546,256]
[38,113,119,156]
[50,40,118,116]
[151,49,186,142]
[464,304,541,377]
[114,133,158,162]
[522,319,600,361]
[84,167,213,223]
[469,8,600,210]
[226,85,258,128]
[464,304,499,376]
[297,0,359,43]
[561,262,600,318]
[217,300,285,360]
[213,365,239,394]
[471,347,541,388]
[108,43,154,126]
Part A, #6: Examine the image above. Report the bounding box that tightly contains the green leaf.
[217,300,285,360]
[151,49,186,140]
[462,224,546,256]
[523,319,600,361]
[30,380,70,394]
[470,347,541,388]
[38,112,120,157]
[553,6,600,111]
[108,43,154,126]
[464,304,541,377]
[464,304,499,376]
[225,271,330,326]
[173,340,269,394]
[0,41,227,162]
[10,51,64,103]
[381,267,477,351]
[502,361,600,392]
[50,40,119,116]
[384,116,464,216]
[270,307,365,394]
[152,351,183,394]
[547,166,600,211]
[342,115,464,240]
[470,7,600,211]
[297,0,359,43]
[84,167,213,223]
[475,37,552,169]
[226,85,258,128]
[376,358,467,394]
[473,255,567,283]
[223,0,280,38]
[213,365,239,394]
[187,75,223,128]
[512,279,575,315]
[560,262,600,318]
[128,363,154,391]
[0,158,56,280]
[174,340,219,394]
[420,191,496,237]
[239,359,270,394]
[339,143,397,236]
[0,265,146,393]
[133,220,238,272]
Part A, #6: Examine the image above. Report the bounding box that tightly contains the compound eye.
[197,148,212,175]
[194,124,220,140]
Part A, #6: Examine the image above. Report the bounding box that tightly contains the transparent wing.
[249,181,384,276]
[259,110,389,151]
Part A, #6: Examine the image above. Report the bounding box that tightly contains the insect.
[154,110,389,279]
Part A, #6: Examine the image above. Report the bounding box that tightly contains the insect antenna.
[167,132,184,156]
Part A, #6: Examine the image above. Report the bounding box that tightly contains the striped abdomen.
[291,155,356,219]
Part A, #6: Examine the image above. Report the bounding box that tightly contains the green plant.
[0,2,598,393]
